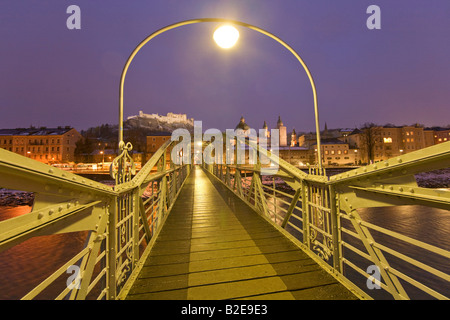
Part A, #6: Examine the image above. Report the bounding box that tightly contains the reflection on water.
[0,205,32,222]
[0,206,88,299]
[357,205,450,251]
[263,193,450,299]
[1,198,449,299]
[354,205,450,299]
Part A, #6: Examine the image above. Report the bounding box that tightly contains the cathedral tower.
[277,116,287,147]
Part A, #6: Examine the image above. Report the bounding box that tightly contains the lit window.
[383,137,392,143]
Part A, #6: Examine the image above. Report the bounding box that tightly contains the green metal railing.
[1,139,449,299]
[0,140,190,300]
[203,141,450,300]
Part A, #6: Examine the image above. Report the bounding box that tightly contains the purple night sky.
[1,1,449,133]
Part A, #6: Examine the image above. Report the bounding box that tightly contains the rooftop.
[0,127,74,136]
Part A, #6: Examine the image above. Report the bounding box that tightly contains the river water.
[1,190,449,299]
[0,206,89,299]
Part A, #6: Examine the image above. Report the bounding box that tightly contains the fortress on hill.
[127,111,194,125]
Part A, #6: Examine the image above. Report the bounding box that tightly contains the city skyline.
[1,1,450,133]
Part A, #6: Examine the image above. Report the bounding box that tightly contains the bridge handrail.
[204,140,450,300]
[1,139,449,299]
[0,140,191,300]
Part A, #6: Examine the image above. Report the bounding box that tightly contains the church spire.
[277,115,283,127]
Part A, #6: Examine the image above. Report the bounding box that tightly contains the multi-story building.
[433,128,450,144]
[278,146,312,166]
[344,124,435,163]
[146,132,172,160]
[314,138,359,166]
[0,127,82,164]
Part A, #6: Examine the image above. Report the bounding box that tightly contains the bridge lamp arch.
[118,18,323,169]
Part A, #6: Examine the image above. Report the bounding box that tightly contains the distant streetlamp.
[116,18,323,179]
[100,150,104,168]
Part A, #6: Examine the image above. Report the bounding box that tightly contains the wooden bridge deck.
[125,167,357,300]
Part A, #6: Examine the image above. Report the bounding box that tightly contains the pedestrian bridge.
[124,167,356,300]
[0,140,449,300]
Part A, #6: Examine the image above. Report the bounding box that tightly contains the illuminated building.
[0,126,82,164]
[277,116,287,147]
[146,132,172,160]
[433,128,450,144]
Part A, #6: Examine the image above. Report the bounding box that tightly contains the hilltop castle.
[128,111,194,125]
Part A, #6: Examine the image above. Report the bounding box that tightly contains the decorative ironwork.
[110,141,136,184]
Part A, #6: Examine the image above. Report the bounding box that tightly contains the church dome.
[277,115,284,126]
[235,116,250,131]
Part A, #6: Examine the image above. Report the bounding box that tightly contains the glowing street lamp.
[115,18,323,183]
[213,25,239,49]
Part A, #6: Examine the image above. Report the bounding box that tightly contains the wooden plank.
[186,277,292,300]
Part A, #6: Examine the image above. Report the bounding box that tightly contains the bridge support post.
[107,202,117,300]
[301,180,310,247]
[132,191,140,271]
[157,154,168,220]
[225,166,231,187]
[254,172,270,219]
[329,185,342,273]
[234,168,244,197]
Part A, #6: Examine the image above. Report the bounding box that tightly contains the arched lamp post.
[113,18,322,183]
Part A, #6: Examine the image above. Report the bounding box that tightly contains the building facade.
[319,139,359,166]
[433,128,450,144]
[146,132,172,161]
[0,127,82,164]
[277,116,287,147]
[346,125,436,163]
